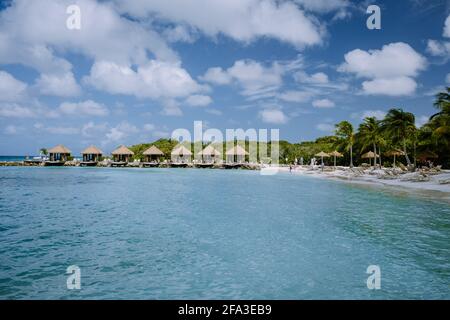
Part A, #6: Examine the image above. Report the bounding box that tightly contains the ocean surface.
[0,156,29,162]
[0,167,449,299]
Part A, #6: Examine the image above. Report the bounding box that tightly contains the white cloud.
[185,94,212,107]
[312,99,335,108]
[316,123,334,132]
[106,128,125,142]
[339,42,426,96]
[59,100,109,117]
[0,0,177,72]
[0,0,191,105]
[152,130,170,138]
[0,101,80,119]
[114,0,324,48]
[425,16,450,60]
[444,14,450,38]
[160,99,183,116]
[294,71,329,84]
[202,59,283,99]
[205,108,222,116]
[0,103,35,118]
[3,125,23,135]
[362,77,417,96]
[361,110,386,120]
[200,67,232,85]
[426,39,450,57]
[0,71,27,101]
[35,72,81,97]
[351,110,386,120]
[295,0,349,13]
[81,121,108,137]
[293,70,349,91]
[259,108,288,124]
[164,25,196,43]
[228,60,283,96]
[143,123,156,131]
[104,121,139,144]
[416,115,429,128]
[339,42,426,79]
[278,90,315,103]
[46,127,79,135]
[84,60,204,100]
[34,124,79,135]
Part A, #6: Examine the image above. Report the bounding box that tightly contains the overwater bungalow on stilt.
[142,145,164,167]
[225,145,248,168]
[197,144,222,167]
[80,145,103,166]
[171,145,192,167]
[45,145,71,166]
[111,145,134,167]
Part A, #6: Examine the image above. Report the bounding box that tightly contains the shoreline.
[2,160,450,196]
[273,166,450,197]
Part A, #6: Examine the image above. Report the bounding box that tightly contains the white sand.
[267,165,450,195]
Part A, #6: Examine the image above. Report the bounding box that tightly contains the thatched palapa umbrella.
[329,150,343,167]
[361,151,379,166]
[385,149,405,167]
[315,151,329,166]
[417,150,438,162]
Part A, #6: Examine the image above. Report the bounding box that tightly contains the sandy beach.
[271,165,450,196]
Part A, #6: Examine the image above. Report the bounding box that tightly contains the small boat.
[25,155,48,164]
[32,155,49,161]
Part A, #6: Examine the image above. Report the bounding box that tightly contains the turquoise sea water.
[0,167,449,299]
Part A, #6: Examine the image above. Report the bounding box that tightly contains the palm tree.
[429,88,450,147]
[377,137,387,167]
[431,87,450,119]
[381,108,416,166]
[335,121,355,167]
[357,117,380,166]
[40,148,48,156]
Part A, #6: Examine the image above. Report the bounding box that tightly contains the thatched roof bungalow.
[171,145,192,164]
[47,144,71,164]
[197,144,221,164]
[81,145,103,165]
[225,145,248,164]
[111,145,134,164]
[143,145,164,163]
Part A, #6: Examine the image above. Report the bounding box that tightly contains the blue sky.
[0,0,449,155]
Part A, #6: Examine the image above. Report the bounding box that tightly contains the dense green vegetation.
[127,88,450,168]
